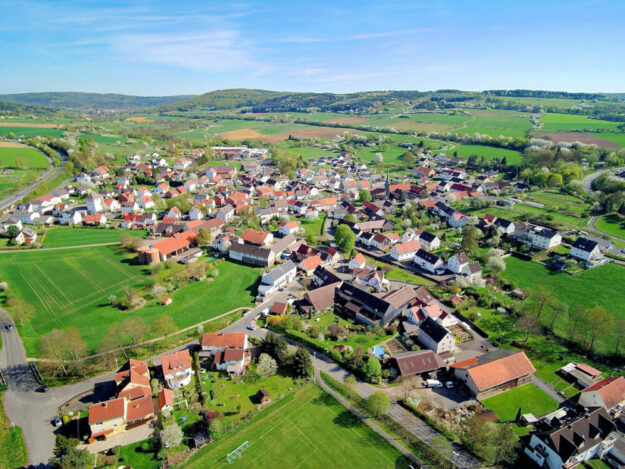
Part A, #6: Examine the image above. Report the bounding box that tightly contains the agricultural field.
[447,109,533,138]
[41,227,147,248]
[524,191,590,217]
[0,146,48,169]
[0,126,64,138]
[184,385,411,469]
[539,113,621,133]
[500,257,625,354]
[78,133,126,144]
[482,384,559,421]
[452,144,523,165]
[591,132,625,147]
[0,246,259,356]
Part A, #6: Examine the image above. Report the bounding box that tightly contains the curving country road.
[0,142,67,212]
[581,166,625,195]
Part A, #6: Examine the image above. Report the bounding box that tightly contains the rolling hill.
[0,92,195,110]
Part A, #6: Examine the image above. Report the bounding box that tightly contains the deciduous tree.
[365,391,390,417]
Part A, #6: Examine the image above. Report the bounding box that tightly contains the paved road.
[0,142,67,212]
[581,167,625,195]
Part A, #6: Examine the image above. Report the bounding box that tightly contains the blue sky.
[0,0,624,95]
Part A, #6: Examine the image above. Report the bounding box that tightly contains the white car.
[247,324,257,331]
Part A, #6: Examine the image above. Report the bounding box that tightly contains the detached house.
[161,349,193,389]
[418,317,455,355]
[278,221,299,236]
[201,332,248,354]
[390,240,421,261]
[579,377,625,416]
[571,237,603,265]
[413,249,444,274]
[418,231,440,251]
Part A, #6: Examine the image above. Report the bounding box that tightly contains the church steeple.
[385,171,390,199]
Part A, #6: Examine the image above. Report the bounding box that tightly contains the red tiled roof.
[201,333,246,349]
[89,398,125,424]
[463,352,535,391]
[159,388,174,409]
[271,302,288,315]
[125,394,154,422]
[300,255,322,271]
[394,240,420,254]
[161,349,191,376]
[152,231,196,256]
[582,377,625,410]
[241,229,270,245]
[577,363,602,377]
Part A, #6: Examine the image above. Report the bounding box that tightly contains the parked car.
[247,324,257,331]
[445,381,454,389]
[52,416,62,427]
[36,385,49,393]
[4,323,13,331]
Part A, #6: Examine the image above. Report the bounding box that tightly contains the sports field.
[0,247,260,356]
[42,227,146,248]
[184,385,411,469]
[0,146,48,169]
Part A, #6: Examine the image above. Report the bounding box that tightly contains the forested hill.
[159,88,623,114]
[0,92,195,110]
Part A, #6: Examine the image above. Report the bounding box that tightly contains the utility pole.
[313,352,316,384]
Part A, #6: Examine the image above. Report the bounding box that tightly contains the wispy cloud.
[113,30,256,72]
[272,27,436,44]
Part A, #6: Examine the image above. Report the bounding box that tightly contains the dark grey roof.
[313,266,341,286]
[230,243,272,259]
[392,350,445,375]
[494,218,513,228]
[419,231,437,242]
[338,282,392,316]
[419,317,450,343]
[415,249,441,265]
[572,237,598,253]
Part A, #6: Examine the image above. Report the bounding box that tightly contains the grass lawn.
[41,227,147,247]
[591,132,625,148]
[200,373,296,426]
[0,246,259,356]
[0,147,49,169]
[585,459,612,469]
[184,384,411,469]
[482,384,559,421]
[365,256,434,286]
[594,214,625,239]
[298,217,324,239]
[501,257,625,354]
[116,438,161,469]
[0,392,28,469]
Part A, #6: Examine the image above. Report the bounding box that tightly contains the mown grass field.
[452,144,523,164]
[591,132,625,147]
[0,126,64,138]
[501,257,625,353]
[482,384,558,421]
[594,214,625,239]
[0,392,28,469]
[540,113,621,132]
[184,385,411,469]
[42,227,146,248]
[0,147,48,169]
[0,246,259,356]
[78,133,126,144]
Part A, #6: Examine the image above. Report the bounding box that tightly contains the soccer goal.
[226,441,249,464]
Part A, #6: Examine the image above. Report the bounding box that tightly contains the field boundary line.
[10,260,62,318]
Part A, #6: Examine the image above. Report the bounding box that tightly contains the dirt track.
[0,141,27,148]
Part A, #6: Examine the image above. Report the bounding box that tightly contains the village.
[1,142,625,469]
